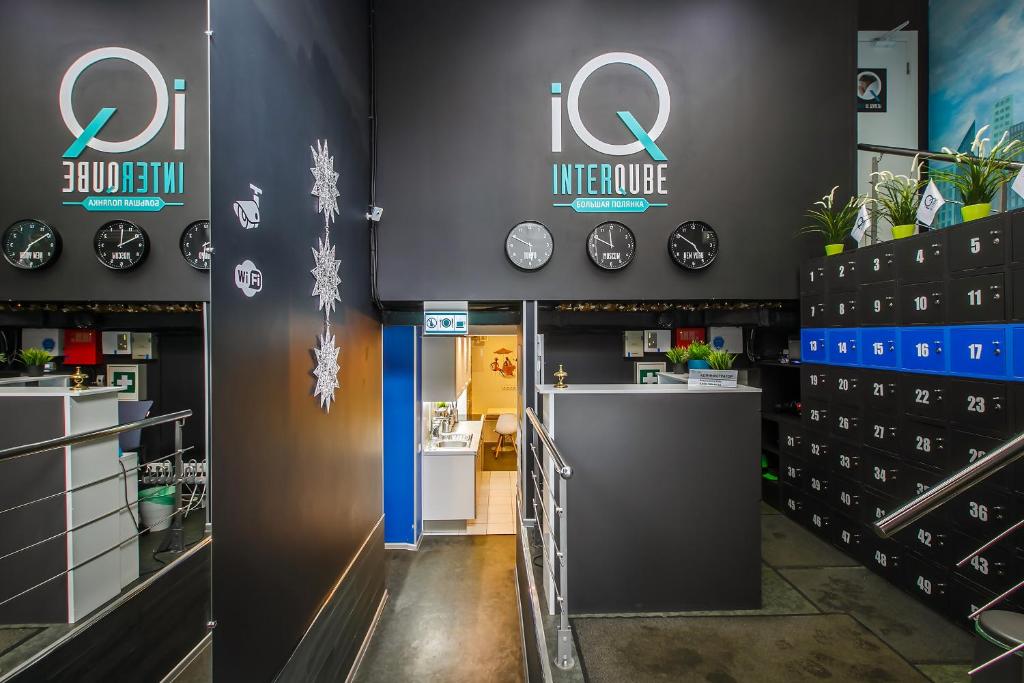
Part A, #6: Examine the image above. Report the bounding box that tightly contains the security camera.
[366,206,383,222]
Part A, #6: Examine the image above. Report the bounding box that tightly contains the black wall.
[210,1,383,681]
[375,0,856,301]
[0,1,209,302]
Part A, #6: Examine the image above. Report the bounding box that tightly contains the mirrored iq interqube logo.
[550,52,671,213]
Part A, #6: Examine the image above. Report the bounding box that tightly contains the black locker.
[780,452,805,487]
[947,484,1015,536]
[857,242,897,283]
[830,367,860,405]
[802,431,829,463]
[902,554,950,611]
[948,272,1005,323]
[802,399,829,432]
[831,403,861,441]
[861,488,898,526]
[947,213,1007,272]
[865,535,903,581]
[804,465,830,502]
[899,280,947,324]
[861,448,906,500]
[832,514,866,561]
[899,417,947,471]
[801,258,826,294]
[897,231,946,283]
[946,429,1013,490]
[781,484,805,521]
[900,374,948,421]
[829,438,863,479]
[948,379,1009,436]
[804,499,834,539]
[902,461,943,499]
[947,578,999,627]
[864,411,899,453]
[802,293,826,327]
[827,254,859,289]
[950,530,1014,594]
[780,423,804,457]
[897,516,949,565]
[1012,268,1024,320]
[827,289,859,326]
[831,473,861,517]
[1012,208,1024,263]
[858,281,898,325]
[800,365,829,399]
[861,370,899,412]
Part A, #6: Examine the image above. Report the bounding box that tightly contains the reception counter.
[536,382,761,614]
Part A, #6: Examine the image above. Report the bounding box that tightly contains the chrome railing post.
[169,419,186,553]
[556,472,573,670]
[869,153,881,245]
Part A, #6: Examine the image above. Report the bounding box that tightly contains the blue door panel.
[1012,327,1024,379]
[949,326,1007,379]
[860,328,899,368]
[900,327,947,374]
[827,328,859,365]
[801,328,827,363]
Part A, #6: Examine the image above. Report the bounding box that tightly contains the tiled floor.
[467,470,517,535]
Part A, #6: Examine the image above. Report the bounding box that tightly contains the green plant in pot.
[707,350,737,370]
[869,155,926,239]
[686,341,712,370]
[17,348,52,377]
[665,346,689,373]
[933,125,1023,222]
[797,185,863,256]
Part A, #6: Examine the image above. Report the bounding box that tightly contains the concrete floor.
[354,536,525,683]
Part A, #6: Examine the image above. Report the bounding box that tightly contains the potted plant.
[933,125,1023,222]
[870,155,926,239]
[686,341,712,370]
[17,347,52,377]
[707,349,738,383]
[665,346,689,373]
[797,186,863,256]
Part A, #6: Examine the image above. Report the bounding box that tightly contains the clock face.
[3,219,61,270]
[180,220,212,271]
[505,221,553,271]
[587,221,635,270]
[669,221,719,270]
[94,220,150,270]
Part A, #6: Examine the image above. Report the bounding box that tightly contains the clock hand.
[511,235,532,248]
[24,235,47,250]
[679,235,701,253]
[119,235,140,247]
[594,235,613,248]
[119,227,124,247]
[607,229,614,248]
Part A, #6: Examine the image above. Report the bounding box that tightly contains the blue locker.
[948,326,1007,379]
[900,327,948,374]
[860,328,899,369]
[801,328,827,363]
[1012,326,1024,379]
[827,328,859,365]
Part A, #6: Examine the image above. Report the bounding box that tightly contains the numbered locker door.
[900,281,946,325]
[859,281,897,325]
[780,422,804,457]
[864,412,899,454]
[1012,270,1024,321]
[831,404,861,442]
[780,453,806,488]
[781,484,805,522]
[830,367,860,404]
[830,473,861,518]
[861,447,907,500]
[800,365,829,399]
[899,418,947,471]
[801,430,830,463]
[830,438,863,480]
[857,242,897,283]
[948,379,1008,436]
[948,214,1007,272]
[897,231,947,283]
[832,515,866,562]
[948,272,1005,323]
[948,326,1007,379]
[801,294,826,327]
[827,254,859,289]
[899,374,948,421]
[860,328,898,369]
[801,328,827,363]
[1013,327,1024,379]
[801,258,826,294]
[897,514,949,565]
[828,290,859,327]
[902,554,950,612]
[900,327,948,374]
[951,530,1014,594]
[948,484,1015,537]
[947,430,1015,490]
[827,329,859,366]
[861,370,899,412]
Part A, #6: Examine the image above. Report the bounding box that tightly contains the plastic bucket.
[139,485,175,531]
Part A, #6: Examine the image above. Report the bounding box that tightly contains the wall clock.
[587,221,635,270]
[2,219,61,270]
[180,220,212,271]
[505,221,553,271]
[94,220,150,271]
[669,220,718,270]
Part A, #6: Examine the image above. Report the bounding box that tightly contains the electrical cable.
[119,458,141,532]
[367,0,384,313]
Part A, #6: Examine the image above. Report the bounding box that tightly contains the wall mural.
[309,139,342,411]
[930,0,1024,225]
[490,347,517,379]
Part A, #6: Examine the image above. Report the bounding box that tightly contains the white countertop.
[423,419,483,455]
[537,382,761,394]
[0,386,123,397]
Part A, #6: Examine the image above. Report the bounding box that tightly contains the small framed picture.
[635,361,666,385]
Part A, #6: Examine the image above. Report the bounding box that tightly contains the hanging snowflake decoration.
[310,233,342,318]
[312,327,341,412]
[310,139,340,226]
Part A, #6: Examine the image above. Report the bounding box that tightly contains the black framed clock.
[94,220,150,271]
[180,220,212,271]
[587,221,635,270]
[505,220,553,271]
[2,219,61,270]
[668,220,718,270]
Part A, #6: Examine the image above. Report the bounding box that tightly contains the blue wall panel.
[383,326,419,546]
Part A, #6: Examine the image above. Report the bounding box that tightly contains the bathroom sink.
[434,439,471,449]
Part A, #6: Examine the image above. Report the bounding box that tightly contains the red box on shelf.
[64,329,102,365]
[673,327,706,349]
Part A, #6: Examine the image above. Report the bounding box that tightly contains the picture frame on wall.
[635,361,666,385]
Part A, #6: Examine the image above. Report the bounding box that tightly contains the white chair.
[494,413,517,458]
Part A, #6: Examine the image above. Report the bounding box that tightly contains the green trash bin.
[139,485,175,531]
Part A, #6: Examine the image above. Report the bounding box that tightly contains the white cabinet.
[422,453,476,520]
[422,336,471,402]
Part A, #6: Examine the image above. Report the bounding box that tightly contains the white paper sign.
[1012,166,1024,200]
[916,180,946,226]
[687,369,738,388]
[851,204,870,242]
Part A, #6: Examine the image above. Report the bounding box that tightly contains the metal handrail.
[0,409,192,462]
[857,142,1024,169]
[875,429,1024,537]
[525,407,572,479]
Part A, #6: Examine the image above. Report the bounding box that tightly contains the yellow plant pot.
[825,243,844,256]
[961,203,992,222]
[891,224,916,239]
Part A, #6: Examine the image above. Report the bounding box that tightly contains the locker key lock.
[992,341,1001,355]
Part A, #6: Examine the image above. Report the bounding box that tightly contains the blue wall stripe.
[383,326,419,545]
